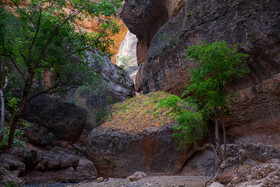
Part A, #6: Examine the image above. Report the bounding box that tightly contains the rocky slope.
[214,144,280,186]
[121,0,280,145]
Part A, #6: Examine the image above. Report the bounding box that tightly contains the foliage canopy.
[0,0,122,148]
[159,41,249,149]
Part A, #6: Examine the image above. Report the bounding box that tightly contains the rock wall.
[87,52,135,104]
[121,0,280,145]
[120,0,185,65]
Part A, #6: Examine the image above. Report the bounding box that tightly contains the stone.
[221,144,280,166]
[228,162,280,187]
[87,126,194,177]
[2,148,97,184]
[0,167,24,187]
[181,150,214,176]
[25,123,55,146]
[0,157,25,177]
[215,165,252,184]
[23,156,96,183]
[97,177,104,182]
[23,95,87,142]
[127,171,147,181]
[34,152,79,171]
[209,182,224,187]
[131,0,280,145]
[215,144,280,186]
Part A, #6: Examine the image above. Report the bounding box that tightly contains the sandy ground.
[70,176,211,187]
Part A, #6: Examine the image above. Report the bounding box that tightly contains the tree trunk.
[195,143,217,175]
[0,89,5,139]
[193,129,197,151]
[0,59,4,140]
[222,119,227,161]
[6,73,33,149]
[214,117,221,173]
[215,118,220,155]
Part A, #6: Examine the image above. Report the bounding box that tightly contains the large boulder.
[87,92,194,177]
[25,123,55,146]
[23,95,87,142]
[127,0,280,145]
[87,126,193,178]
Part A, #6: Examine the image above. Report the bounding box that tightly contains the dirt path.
[71,176,211,187]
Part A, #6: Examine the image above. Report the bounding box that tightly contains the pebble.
[97,177,104,182]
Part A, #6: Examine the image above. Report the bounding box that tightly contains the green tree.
[158,94,208,149]
[0,0,122,149]
[185,41,249,163]
[159,41,249,174]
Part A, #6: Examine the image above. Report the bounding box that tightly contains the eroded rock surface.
[89,52,135,104]
[0,147,97,185]
[87,126,193,178]
[215,144,280,186]
[86,92,194,177]
[23,95,87,143]
[181,150,214,176]
[120,0,185,65]
[131,0,280,145]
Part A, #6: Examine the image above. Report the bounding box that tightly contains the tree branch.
[65,45,92,57]
[1,41,26,82]
[3,75,8,89]
[11,0,36,27]
[27,7,42,69]
[31,8,84,72]
[64,34,102,57]
[7,55,26,82]
[29,81,81,100]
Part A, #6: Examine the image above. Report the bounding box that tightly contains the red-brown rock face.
[120,0,185,65]
[124,0,280,145]
[87,126,193,177]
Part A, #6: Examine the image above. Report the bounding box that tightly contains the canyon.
[1,0,280,186]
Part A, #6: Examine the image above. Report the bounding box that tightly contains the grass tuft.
[102,91,175,134]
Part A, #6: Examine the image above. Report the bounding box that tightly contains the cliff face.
[121,0,280,145]
[120,0,185,65]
